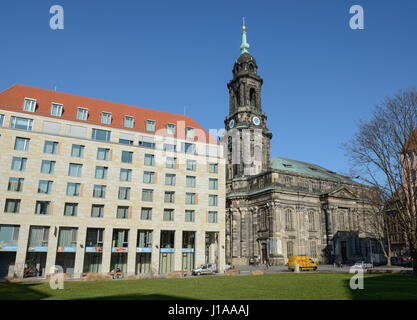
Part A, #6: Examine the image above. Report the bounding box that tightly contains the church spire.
[240,17,250,54]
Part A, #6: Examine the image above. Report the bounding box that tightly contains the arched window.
[249,64,254,72]
[249,88,256,107]
[235,90,240,107]
[285,209,293,231]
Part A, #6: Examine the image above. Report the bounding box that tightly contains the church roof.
[270,156,354,183]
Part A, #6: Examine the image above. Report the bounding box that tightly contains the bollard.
[294,263,300,273]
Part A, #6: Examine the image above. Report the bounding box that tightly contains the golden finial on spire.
[242,17,246,31]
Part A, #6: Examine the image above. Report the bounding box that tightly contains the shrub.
[85,273,111,281]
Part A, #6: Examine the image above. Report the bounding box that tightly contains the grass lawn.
[1,273,416,300]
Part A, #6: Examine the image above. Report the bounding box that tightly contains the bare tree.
[343,88,417,275]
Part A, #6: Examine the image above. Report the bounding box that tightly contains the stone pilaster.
[73,226,87,278]
[14,224,30,279]
[101,227,113,275]
[127,228,138,275]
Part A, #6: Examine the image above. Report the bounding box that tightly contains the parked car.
[392,256,412,267]
[353,261,373,269]
[192,263,217,276]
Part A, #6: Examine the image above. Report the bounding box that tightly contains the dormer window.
[101,112,112,125]
[76,108,88,121]
[186,127,195,139]
[166,123,176,135]
[51,103,63,117]
[124,116,134,128]
[146,119,155,132]
[23,98,36,112]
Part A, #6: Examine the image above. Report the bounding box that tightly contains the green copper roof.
[270,156,354,183]
[240,19,250,54]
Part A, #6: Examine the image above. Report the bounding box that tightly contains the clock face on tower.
[229,119,235,128]
[252,116,260,126]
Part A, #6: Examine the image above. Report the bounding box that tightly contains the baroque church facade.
[222,22,383,266]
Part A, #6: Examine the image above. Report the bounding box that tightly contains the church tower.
[224,19,272,180]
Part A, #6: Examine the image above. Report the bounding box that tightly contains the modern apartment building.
[0,84,226,278]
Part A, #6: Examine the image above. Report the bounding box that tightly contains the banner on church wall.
[277,239,282,255]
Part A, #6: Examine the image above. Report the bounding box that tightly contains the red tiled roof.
[0,84,219,144]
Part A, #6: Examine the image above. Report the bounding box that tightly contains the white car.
[353,261,373,269]
[192,263,217,276]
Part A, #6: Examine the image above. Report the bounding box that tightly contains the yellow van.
[287,256,318,271]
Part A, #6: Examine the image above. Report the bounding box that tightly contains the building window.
[164,191,175,204]
[209,163,218,174]
[285,209,294,231]
[91,205,104,218]
[10,116,33,131]
[92,128,111,142]
[58,227,78,247]
[144,154,155,166]
[186,159,196,171]
[66,182,80,196]
[76,108,88,121]
[64,203,78,216]
[166,123,176,135]
[141,208,152,220]
[139,137,155,149]
[146,120,155,132]
[185,192,196,205]
[0,225,20,247]
[143,171,155,184]
[137,230,153,248]
[68,163,82,177]
[163,209,174,221]
[308,211,315,231]
[23,98,36,112]
[97,148,110,161]
[95,166,108,179]
[11,157,27,171]
[117,206,129,219]
[287,241,294,257]
[14,137,30,151]
[186,176,196,188]
[93,185,106,198]
[163,143,176,152]
[41,160,55,174]
[71,144,84,158]
[51,103,63,116]
[38,180,53,194]
[0,114,4,127]
[120,168,132,182]
[86,228,104,247]
[118,187,131,200]
[101,112,112,125]
[142,189,153,202]
[43,141,58,154]
[4,199,21,213]
[8,178,24,192]
[35,201,50,215]
[182,142,196,154]
[209,178,218,190]
[119,138,133,145]
[208,211,218,223]
[124,116,134,128]
[208,195,218,206]
[185,210,195,222]
[165,173,176,186]
[166,157,176,169]
[186,127,195,139]
[121,151,133,163]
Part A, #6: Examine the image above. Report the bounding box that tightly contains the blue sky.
[1,0,416,176]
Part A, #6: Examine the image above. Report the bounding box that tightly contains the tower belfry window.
[250,88,256,107]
